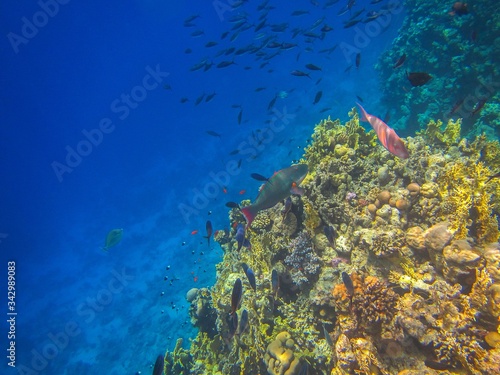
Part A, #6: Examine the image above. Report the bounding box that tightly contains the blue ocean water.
[1,0,406,374]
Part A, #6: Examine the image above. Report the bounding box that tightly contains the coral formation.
[162,107,500,375]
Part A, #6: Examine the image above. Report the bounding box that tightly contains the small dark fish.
[322,323,333,347]
[237,159,242,168]
[250,173,269,182]
[470,98,487,117]
[255,87,266,92]
[356,95,364,102]
[344,19,362,28]
[383,110,391,123]
[355,53,361,68]
[238,109,243,125]
[231,103,242,108]
[152,355,164,375]
[425,359,452,370]
[238,309,249,334]
[291,10,309,16]
[291,70,311,78]
[226,201,240,209]
[267,95,278,110]
[180,97,189,103]
[407,71,432,87]
[319,107,331,113]
[235,223,246,251]
[281,197,292,218]
[448,98,464,116]
[324,225,336,247]
[313,91,323,105]
[486,172,500,183]
[341,272,354,296]
[205,41,218,48]
[228,311,238,338]
[450,2,469,16]
[344,64,353,73]
[321,24,334,32]
[217,60,235,68]
[229,149,240,155]
[206,130,221,138]
[242,263,256,291]
[298,362,309,375]
[271,269,279,297]
[184,48,192,54]
[190,29,204,37]
[231,278,242,314]
[205,220,213,246]
[392,53,406,69]
[195,93,205,105]
[205,92,217,102]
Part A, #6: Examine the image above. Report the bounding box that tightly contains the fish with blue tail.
[241,164,308,227]
[281,197,292,219]
[242,263,256,291]
[342,272,354,296]
[324,225,336,247]
[231,278,242,315]
[238,309,249,335]
[235,223,250,251]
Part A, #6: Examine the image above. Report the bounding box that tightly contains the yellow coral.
[302,198,320,234]
[439,160,499,243]
[417,118,462,147]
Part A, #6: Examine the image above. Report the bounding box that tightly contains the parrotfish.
[102,228,123,251]
[241,164,308,227]
[356,103,409,159]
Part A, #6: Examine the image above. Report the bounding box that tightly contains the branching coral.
[438,159,499,242]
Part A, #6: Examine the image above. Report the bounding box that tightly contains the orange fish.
[239,190,246,195]
[191,230,198,235]
[193,276,198,282]
[357,103,409,159]
[223,187,228,194]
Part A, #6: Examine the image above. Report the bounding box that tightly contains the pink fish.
[356,103,409,159]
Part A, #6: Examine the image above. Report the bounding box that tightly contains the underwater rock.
[442,239,481,285]
[420,182,439,198]
[279,212,298,237]
[424,222,453,269]
[406,226,426,251]
[263,331,301,375]
[377,166,391,185]
[406,183,420,197]
[484,243,500,283]
[188,288,217,338]
[186,288,199,302]
[334,333,356,373]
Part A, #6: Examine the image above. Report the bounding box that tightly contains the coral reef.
[376,0,500,137]
[162,108,500,375]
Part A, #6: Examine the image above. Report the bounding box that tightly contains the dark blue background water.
[1,1,404,373]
